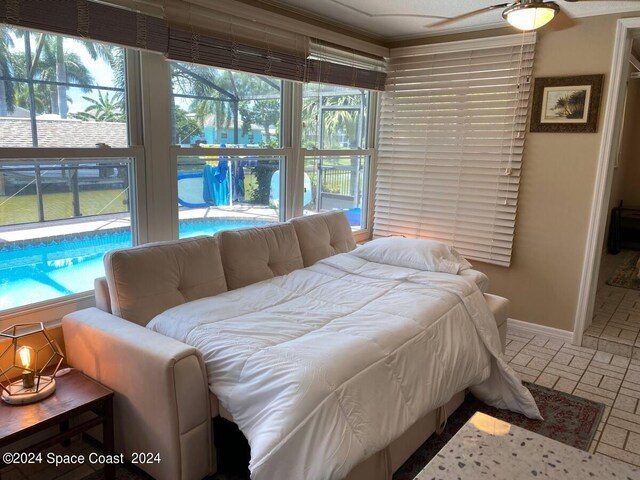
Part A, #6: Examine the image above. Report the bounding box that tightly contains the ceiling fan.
[429,0,596,31]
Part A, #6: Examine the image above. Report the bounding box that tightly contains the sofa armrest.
[62,308,213,480]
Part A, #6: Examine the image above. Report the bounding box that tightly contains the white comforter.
[148,253,541,480]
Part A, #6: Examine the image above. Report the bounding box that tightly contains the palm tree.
[26,33,117,118]
[71,91,125,122]
[0,27,16,116]
[35,39,94,115]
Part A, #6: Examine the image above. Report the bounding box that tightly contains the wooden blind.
[375,33,536,267]
[307,40,387,91]
[0,0,386,89]
[0,0,168,52]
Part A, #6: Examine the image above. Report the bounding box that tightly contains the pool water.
[0,218,271,312]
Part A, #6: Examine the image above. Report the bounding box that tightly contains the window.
[0,26,140,313]
[0,26,127,147]
[376,34,536,267]
[170,63,281,148]
[302,83,372,230]
[0,24,380,318]
[170,63,285,237]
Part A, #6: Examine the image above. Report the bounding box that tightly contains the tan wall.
[619,79,640,207]
[423,13,640,332]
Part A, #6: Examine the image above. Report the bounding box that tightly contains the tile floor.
[584,285,640,359]
[582,251,640,359]
[504,329,640,468]
[5,329,640,478]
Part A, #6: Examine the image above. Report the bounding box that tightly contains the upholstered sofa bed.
[62,211,512,480]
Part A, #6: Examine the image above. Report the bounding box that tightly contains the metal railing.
[0,160,130,224]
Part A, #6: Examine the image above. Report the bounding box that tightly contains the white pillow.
[351,237,472,274]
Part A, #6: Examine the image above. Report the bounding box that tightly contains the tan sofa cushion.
[290,211,357,267]
[217,222,303,290]
[104,236,227,326]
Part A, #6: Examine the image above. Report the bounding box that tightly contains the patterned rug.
[82,383,603,480]
[393,382,604,479]
[607,251,640,290]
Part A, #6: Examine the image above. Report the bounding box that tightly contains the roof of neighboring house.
[0,118,128,148]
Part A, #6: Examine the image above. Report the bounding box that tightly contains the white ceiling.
[258,0,640,41]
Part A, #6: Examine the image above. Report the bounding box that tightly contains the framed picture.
[530,75,604,133]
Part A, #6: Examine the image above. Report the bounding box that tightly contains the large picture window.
[302,83,372,230]
[0,26,127,147]
[0,26,379,319]
[170,63,284,237]
[0,26,139,313]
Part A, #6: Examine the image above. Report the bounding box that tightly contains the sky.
[6,28,121,114]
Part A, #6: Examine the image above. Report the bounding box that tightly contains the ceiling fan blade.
[426,3,511,29]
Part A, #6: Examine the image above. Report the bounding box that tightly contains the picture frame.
[530,75,604,133]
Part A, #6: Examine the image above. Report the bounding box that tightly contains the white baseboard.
[506,318,573,344]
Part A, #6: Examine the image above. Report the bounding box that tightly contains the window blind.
[308,40,387,91]
[0,0,168,52]
[166,27,309,82]
[375,33,536,267]
[0,0,386,90]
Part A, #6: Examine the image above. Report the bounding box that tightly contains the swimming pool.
[0,218,272,312]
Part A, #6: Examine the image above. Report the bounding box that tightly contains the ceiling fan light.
[503,3,559,31]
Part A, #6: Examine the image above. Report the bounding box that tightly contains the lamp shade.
[503,3,559,31]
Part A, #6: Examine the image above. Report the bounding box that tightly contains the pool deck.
[0,206,279,243]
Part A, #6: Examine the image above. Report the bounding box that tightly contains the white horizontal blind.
[375,33,536,267]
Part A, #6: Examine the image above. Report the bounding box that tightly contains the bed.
[62,213,539,480]
[148,237,540,480]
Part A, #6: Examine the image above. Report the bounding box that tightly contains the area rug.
[82,383,603,480]
[607,251,640,290]
[392,382,604,480]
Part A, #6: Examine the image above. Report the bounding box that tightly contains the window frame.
[0,45,379,325]
[299,84,379,243]
[0,146,146,326]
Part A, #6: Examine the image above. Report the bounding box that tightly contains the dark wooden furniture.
[0,370,114,480]
[608,203,640,253]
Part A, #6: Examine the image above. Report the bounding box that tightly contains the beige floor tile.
[612,355,631,369]
[626,431,640,455]
[511,352,533,366]
[573,387,614,406]
[543,338,564,351]
[561,345,596,359]
[529,336,549,347]
[534,372,558,389]
[596,442,640,467]
[575,383,617,400]
[594,351,614,364]
[582,371,603,387]
[569,355,591,370]
[613,393,639,413]
[543,365,582,382]
[554,377,578,394]
[527,357,549,371]
[600,376,623,393]
[552,351,573,365]
[510,363,542,378]
[600,424,628,449]
[589,362,626,379]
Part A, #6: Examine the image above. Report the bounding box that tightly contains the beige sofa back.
[290,211,357,267]
[218,222,304,290]
[98,211,355,324]
[104,236,228,326]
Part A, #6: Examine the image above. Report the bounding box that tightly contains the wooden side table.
[0,370,115,480]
